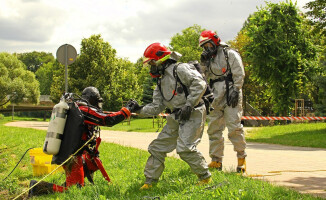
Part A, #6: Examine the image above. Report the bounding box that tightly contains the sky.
[0,0,312,63]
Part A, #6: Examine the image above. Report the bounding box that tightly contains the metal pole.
[12,104,14,120]
[65,44,68,93]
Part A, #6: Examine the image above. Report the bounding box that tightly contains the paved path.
[5,121,326,198]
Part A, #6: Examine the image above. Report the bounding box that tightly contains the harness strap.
[208,47,236,106]
[82,156,94,184]
[209,47,231,77]
[173,64,189,97]
[157,65,179,102]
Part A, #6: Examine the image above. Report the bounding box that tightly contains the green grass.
[101,117,167,132]
[246,122,326,148]
[0,119,323,199]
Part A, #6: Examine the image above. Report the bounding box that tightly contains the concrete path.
[5,121,326,199]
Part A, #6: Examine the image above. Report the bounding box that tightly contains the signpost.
[56,44,77,93]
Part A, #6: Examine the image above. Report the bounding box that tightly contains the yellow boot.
[236,158,246,173]
[140,183,152,190]
[197,177,212,185]
[208,161,222,170]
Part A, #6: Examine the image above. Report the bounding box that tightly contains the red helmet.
[199,30,221,47]
[143,43,171,64]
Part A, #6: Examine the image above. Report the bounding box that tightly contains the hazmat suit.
[138,43,211,189]
[199,30,247,172]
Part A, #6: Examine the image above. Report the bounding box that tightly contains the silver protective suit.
[203,44,247,162]
[139,62,211,184]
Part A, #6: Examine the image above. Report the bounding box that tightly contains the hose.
[2,147,34,181]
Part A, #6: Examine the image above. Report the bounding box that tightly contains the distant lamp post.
[11,92,17,121]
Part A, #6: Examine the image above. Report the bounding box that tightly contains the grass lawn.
[0,117,323,199]
[101,117,166,133]
[246,122,326,148]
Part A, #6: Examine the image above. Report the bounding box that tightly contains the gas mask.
[149,64,163,78]
[97,98,103,109]
[201,41,217,64]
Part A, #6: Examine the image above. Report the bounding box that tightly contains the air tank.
[43,98,69,155]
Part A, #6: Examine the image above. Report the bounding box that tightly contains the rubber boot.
[28,180,54,197]
[196,171,212,185]
[208,161,222,170]
[139,183,152,190]
[197,177,212,185]
[236,158,246,173]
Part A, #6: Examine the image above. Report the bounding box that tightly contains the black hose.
[2,147,34,181]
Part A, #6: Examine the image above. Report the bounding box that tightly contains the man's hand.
[125,99,142,113]
[179,105,192,121]
[229,91,239,108]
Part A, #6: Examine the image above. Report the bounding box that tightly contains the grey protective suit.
[203,43,247,162]
[139,62,211,184]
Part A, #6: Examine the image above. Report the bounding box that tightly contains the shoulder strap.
[156,65,179,102]
[209,47,232,77]
[173,64,189,98]
[222,47,230,71]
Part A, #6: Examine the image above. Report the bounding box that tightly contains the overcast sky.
[0,0,312,63]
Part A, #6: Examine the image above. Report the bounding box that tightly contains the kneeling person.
[28,87,140,196]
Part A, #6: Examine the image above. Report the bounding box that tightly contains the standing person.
[28,87,140,196]
[199,30,247,173]
[137,43,211,190]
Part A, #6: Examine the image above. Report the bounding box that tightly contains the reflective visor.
[143,57,153,64]
[199,36,210,47]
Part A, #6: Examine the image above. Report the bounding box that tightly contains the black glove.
[125,99,142,113]
[229,90,239,108]
[179,105,192,121]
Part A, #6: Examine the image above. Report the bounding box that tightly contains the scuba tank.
[43,96,69,155]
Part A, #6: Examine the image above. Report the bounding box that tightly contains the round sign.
[56,44,77,65]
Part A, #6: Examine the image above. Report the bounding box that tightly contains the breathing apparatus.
[200,41,218,67]
[148,52,182,78]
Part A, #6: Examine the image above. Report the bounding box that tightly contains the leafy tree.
[308,28,326,115]
[243,1,317,116]
[16,51,54,72]
[16,51,56,95]
[133,58,154,104]
[314,64,326,116]
[169,24,205,63]
[51,34,118,104]
[51,34,143,111]
[104,57,142,110]
[304,0,326,35]
[35,61,60,95]
[141,76,155,104]
[229,30,273,115]
[50,62,65,102]
[0,52,40,107]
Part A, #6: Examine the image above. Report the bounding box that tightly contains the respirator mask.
[149,63,163,78]
[201,41,217,64]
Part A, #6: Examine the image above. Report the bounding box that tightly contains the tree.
[229,30,273,115]
[105,57,142,110]
[16,51,54,73]
[0,53,40,107]
[51,34,143,111]
[35,61,60,95]
[243,1,318,116]
[169,24,205,63]
[133,58,155,104]
[16,51,56,95]
[304,0,326,35]
[51,34,118,104]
